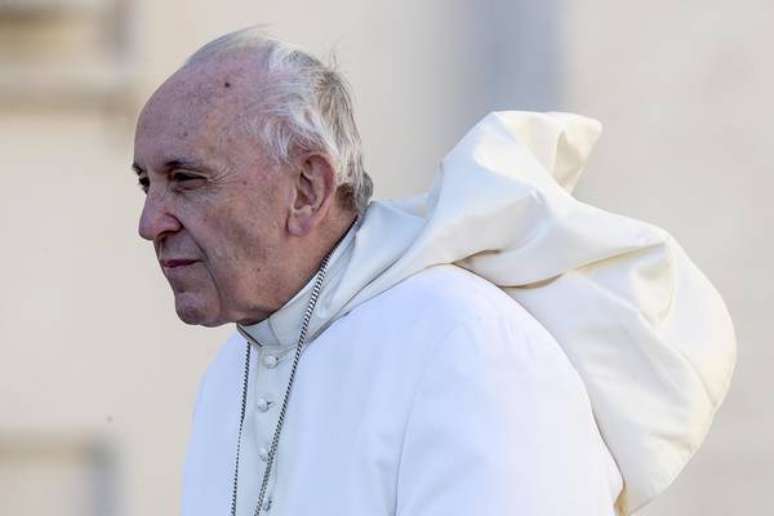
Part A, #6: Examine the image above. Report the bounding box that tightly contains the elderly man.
[133,28,735,516]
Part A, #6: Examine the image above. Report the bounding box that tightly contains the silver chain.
[230,252,332,516]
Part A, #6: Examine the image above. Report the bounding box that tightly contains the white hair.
[185,27,373,214]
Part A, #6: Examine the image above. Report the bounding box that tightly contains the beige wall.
[563,1,773,514]
[1,1,770,515]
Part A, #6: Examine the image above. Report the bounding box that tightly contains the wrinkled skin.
[133,53,353,327]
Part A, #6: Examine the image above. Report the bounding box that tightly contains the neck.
[237,211,357,326]
[292,211,357,293]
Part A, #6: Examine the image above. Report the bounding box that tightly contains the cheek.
[200,204,282,286]
[181,171,290,290]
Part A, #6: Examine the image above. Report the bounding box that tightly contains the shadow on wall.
[490,0,564,111]
[0,432,119,515]
[0,0,136,114]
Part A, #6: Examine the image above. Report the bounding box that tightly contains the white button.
[262,354,279,368]
[258,446,270,462]
[263,498,272,511]
[256,397,272,412]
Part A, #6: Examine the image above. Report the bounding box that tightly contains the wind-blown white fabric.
[291,111,737,514]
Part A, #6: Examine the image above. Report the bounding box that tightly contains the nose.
[138,189,182,242]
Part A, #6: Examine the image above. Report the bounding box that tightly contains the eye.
[171,171,205,189]
[138,176,149,193]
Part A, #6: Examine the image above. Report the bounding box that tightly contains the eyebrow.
[131,158,205,175]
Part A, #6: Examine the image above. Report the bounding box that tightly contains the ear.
[287,152,338,236]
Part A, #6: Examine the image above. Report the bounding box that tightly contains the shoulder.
[356,264,541,328]
[395,266,586,398]
[348,264,561,356]
[329,265,582,395]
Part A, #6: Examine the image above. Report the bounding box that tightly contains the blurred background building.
[1,0,771,514]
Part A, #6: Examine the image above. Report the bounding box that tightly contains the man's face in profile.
[133,60,294,327]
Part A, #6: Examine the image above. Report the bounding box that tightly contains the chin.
[174,296,223,327]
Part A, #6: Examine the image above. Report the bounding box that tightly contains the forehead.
[134,56,261,168]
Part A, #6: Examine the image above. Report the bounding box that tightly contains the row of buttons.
[253,349,284,512]
[257,353,276,454]
[257,352,279,413]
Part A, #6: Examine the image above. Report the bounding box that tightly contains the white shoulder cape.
[305,111,736,514]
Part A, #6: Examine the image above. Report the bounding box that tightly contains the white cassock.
[181,112,737,516]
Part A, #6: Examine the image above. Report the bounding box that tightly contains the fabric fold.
[294,110,735,514]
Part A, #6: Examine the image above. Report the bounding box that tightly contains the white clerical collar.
[237,219,358,349]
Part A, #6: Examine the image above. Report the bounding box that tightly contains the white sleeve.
[395,316,622,516]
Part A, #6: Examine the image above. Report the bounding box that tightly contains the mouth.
[160,258,199,269]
